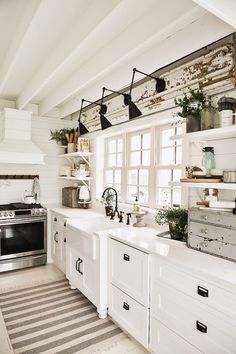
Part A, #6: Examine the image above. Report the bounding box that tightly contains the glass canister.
[201,100,219,130]
[202,147,215,177]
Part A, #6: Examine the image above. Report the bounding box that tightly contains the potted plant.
[155,207,188,241]
[174,88,206,133]
[50,128,71,145]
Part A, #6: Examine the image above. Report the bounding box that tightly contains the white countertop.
[48,204,236,291]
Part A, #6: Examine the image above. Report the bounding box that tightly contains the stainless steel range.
[0,203,47,272]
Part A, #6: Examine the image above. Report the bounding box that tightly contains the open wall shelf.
[170,125,236,142]
[169,181,236,190]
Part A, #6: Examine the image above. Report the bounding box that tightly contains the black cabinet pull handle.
[78,259,83,275]
[198,286,208,297]
[54,217,57,222]
[54,232,58,243]
[196,320,207,333]
[123,302,129,310]
[75,258,80,271]
[123,254,130,261]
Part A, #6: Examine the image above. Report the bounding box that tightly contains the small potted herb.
[155,207,188,241]
[174,88,206,133]
[50,128,71,145]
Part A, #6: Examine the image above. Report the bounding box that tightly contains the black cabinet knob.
[123,302,129,311]
[197,286,208,297]
[196,320,207,333]
[64,222,66,227]
[123,254,130,261]
[63,237,66,243]
[54,217,57,222]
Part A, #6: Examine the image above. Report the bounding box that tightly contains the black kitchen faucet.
[101,187,119,219]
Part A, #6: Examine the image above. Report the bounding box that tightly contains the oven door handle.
[0,217,47,226]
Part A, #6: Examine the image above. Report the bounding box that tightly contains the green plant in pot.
[174,88,206,133]
[50,128,71,145]
[155,207,188,241]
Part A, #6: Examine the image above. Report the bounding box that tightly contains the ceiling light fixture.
[78,99,89,135]
[133,68,166,93]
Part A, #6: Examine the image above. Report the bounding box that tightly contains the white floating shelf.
[170,125,236,142]
[169,181,236,190]
[58,176,93,181]
[59,152,93,158]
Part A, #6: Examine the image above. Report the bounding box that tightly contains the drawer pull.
[75,258,80,271]
[78,259,83,275]
[197,286,208,297]
[63,237,66,243]
[196,320,207,333]
[54,217,57,222]
[123,302,129,311]
[64,222,66,227]
[54,232,58,243]
[123,254,130,261]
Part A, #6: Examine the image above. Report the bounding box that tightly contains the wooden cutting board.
[180,178,223,183]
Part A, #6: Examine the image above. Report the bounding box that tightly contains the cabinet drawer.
[151,281,236,354]
[189,221,236,245]
[188,234,236,262]
[189,209,236,228]
[109,239,149,307]
[109,284,149,347]
[150,317,202,354]
[66,225,97,260]
[152,257,236,320]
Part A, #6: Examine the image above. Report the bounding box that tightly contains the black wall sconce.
[78,99,89,135]
[133,68,166,93]
[99,88,112,130]
[103,82,142,120]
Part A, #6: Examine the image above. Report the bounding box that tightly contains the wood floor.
[0,264,148,354]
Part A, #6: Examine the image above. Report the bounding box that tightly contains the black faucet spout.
[101,187,119,216]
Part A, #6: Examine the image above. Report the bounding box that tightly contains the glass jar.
[201,100,218,130]
[202,147,215,177]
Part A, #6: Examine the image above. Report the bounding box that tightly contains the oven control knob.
[9,211,14,218]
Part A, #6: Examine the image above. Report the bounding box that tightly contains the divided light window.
[104,136,122,198]
[156,126,182,207]
[127,130,151,205]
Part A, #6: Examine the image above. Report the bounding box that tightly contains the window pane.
[130,151,141,166]
[108,154,116,167]
[131,135,141,150]
[128,170,138,185]
[158,170,171,187]
[105,170,113,184]
[142,150,150,166]
[160,147,174,165]
[116,153,122,167]
[114,184,121,196]
[173,169,182,182]
[114,170,121,184]
[105,183,113,188]
[176,146,182,164]
[127,185,138,201]
[108,139,116,153]
[139,186,148,203]
[139,169,148,186]
[177,126,183,135]
[142,133,151,149]
[173,188,181,206]
[161,129,174,147]
[158,187,171,206]
[117,139,122,152]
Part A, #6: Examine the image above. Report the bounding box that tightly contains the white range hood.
[0,108,45,164]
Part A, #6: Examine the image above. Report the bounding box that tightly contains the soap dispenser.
[132,196,140,213]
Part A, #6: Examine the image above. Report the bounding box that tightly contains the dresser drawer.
[150,317,202,354]
[109,239,149,306]
[189,221,236,245]
[189,209,236,229]
[188,233,236,262]
[151,281,236,354]
[109,284,149,347]
[152,257,236,320]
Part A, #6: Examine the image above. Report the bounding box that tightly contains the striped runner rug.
[0,278,128,354]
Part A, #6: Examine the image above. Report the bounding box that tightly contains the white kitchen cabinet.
[150,317,202,354]
[66,243,96,305]
[108,238,150,347]
[150,255,236,354]
[65,222,108,319]
[50,211,67,273]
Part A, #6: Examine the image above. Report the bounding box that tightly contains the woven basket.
[62,187,79,208]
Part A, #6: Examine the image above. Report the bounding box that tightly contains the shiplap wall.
[0,115,72,205]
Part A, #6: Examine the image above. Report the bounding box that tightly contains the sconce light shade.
[78,99,89,135]
[99,88,112,130]
[103,88,142,120]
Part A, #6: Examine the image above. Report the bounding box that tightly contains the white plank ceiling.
[0,0,235,118]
